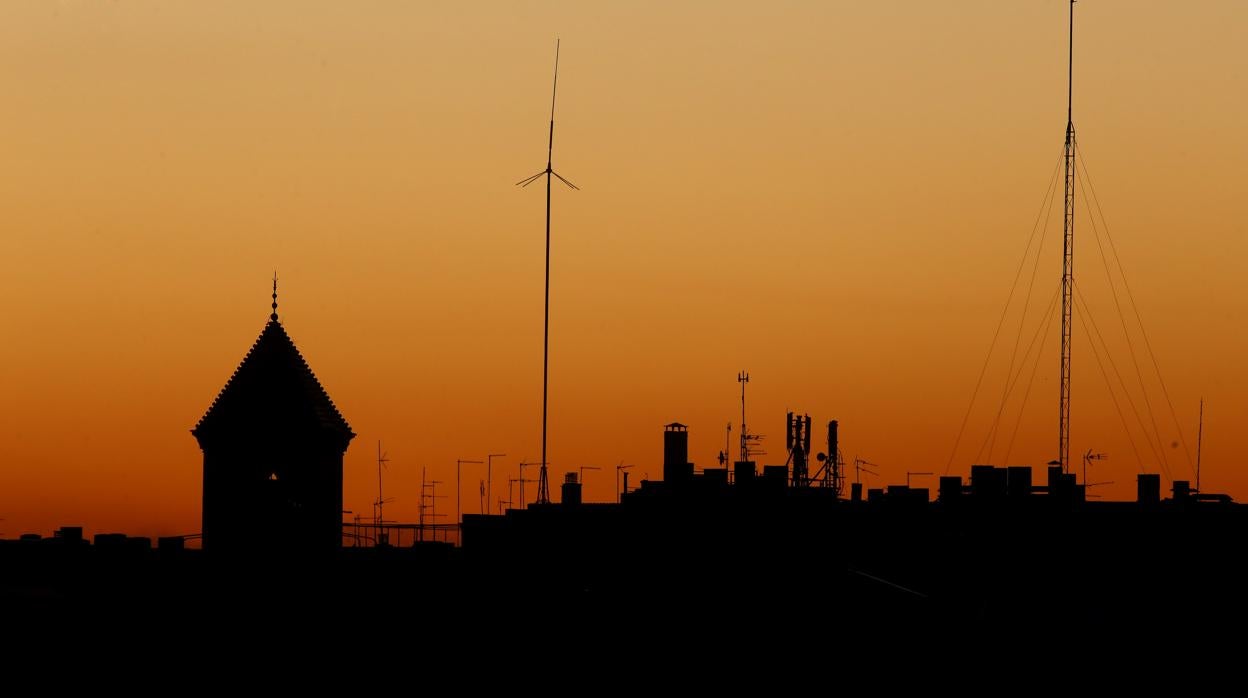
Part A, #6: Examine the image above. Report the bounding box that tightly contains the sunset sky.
[1,1,1245,538]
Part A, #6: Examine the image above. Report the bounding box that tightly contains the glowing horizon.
[2,1,1246,538]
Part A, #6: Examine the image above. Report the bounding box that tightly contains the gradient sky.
[1,1,1245,538]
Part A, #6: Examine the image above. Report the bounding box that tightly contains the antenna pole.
[1196,398,1204,493]
[537,102,552,506]
[486,453,506,515]
[1058,0,1077,474]
[457,458,484,525]
[516,40,578,505]
[738,371,750,464]
[375,441,389,545]
[377,441,383,527]
[1068,0,1074,127]
[549,40,559,163]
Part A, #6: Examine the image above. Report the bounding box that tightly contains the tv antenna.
[517,39,579,506]
[579,465,601,486]
[517,460,541,509]
[374,441,395,545]
[507,477,520,512]
[853,457,880,484]
[906,471,934,488]
[1082,449,1107,491]
[419,467,445,543]
[456,458,484,524]
[486,453,506,516]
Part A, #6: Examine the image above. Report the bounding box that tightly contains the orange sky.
[1,1,1246,538]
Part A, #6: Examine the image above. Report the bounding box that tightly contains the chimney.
[1172,480,1191,501]
[663,423,690,482]
[1137,473,1161,505]
[561,472,582,506]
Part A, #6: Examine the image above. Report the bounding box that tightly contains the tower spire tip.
[270,271,279,322]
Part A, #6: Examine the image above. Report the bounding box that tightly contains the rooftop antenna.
[906,472,934,488]
[517,460,541,509]
[786,412,813,487]
[517,39,579,506]
[576,465,601,502]
[853,457,879,484]
[737,371,750,463]
[1058,0,1077,474]
[813,419,843,495]
[1195,398,1204,493]
[616,462,634,503]
[419,467,445,543]
[457,458,484,525]
[375,441,394,546]
[1082,450,1113,499]
[486,453,506,516]
[1082,448,1107,490]
[579,465,601,485]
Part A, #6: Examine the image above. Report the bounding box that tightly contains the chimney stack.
[663,423,691,482]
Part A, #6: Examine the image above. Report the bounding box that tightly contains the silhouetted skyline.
[1,2,1245,539]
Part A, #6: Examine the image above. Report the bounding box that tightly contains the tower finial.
[271,271,279,322]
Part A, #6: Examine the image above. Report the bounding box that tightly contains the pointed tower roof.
[192,282,354,447]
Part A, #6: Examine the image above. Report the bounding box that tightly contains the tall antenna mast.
[1058,0,1077,474]
[375,441,391,545]
[517,39,579,505]
[737,371,750,463]
[376,441,387,526]
[1196,398,1204,493]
